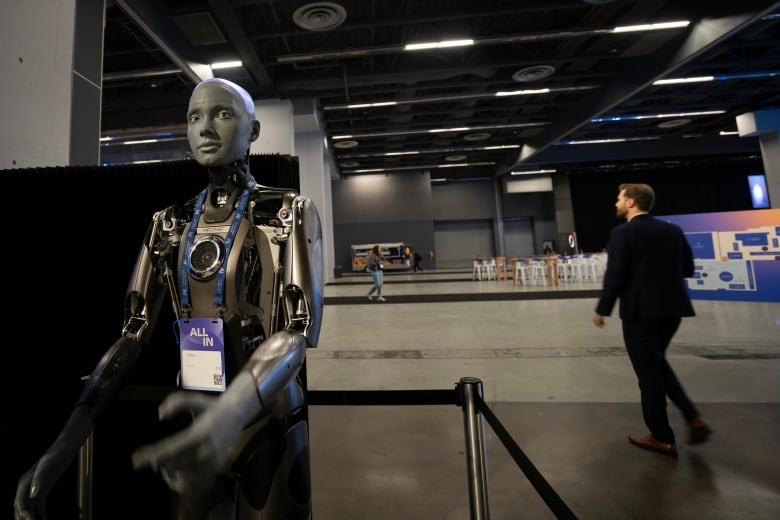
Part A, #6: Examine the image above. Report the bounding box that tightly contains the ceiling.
[100,0,780,181]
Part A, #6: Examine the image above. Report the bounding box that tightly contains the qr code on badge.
[213,373,223,386]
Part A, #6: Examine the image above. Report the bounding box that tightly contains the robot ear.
[250,120,261,142]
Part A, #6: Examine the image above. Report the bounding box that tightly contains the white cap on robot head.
[194,78,255,118]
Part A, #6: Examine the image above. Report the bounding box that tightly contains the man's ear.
[249,120,261,142]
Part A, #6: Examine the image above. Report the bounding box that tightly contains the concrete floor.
[306,269,780,519]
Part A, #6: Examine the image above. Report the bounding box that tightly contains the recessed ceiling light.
[292,2,347,31]
[512,65,556,83]
[445,154,467,161]
[333,140,359,149]
[463,132,491,141]
[657,118,691,128]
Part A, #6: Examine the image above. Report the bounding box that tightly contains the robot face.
[186,82,257,168]
[189,235,226,280]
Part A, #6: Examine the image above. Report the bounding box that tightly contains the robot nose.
[199,124,218,138]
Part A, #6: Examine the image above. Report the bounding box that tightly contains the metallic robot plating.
[14,78,323,519]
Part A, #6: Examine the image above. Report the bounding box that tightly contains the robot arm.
[14,336,142,519]
[281,195,324,347]
[80,207,184,416]
[131,330,307,494]
[15,208,181,520]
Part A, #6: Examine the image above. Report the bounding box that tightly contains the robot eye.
[189,235,226,280]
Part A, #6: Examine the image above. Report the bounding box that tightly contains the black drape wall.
[569,164,759,252]
[4,155,299,517]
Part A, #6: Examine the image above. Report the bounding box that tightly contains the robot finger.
[158,390,217,421]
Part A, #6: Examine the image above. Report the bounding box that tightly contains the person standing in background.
[413,250,424,272]
[366,245,386,302]
[593,183,712,458]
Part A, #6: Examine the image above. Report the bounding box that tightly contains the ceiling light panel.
[99,1,776,179]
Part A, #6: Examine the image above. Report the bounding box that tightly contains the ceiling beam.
[527,136,760,165]
[206,0,274,93]
[508,1,780,172]
[113,0,213,84]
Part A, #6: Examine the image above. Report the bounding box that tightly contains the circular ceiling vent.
[512,65,556,83]
[333,139,359,149]
[463,132,491,142]
[657,118,691,129]
[293,2,347,31]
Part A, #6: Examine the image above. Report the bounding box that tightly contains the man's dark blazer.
[596,213,695,320]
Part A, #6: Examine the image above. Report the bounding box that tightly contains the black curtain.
[569,164,757,252]
[3,154,299,517]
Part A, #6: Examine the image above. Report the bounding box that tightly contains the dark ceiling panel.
[100,0,780,181]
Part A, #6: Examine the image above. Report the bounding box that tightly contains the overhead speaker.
[512,65,556,83]
[293,2,347,31]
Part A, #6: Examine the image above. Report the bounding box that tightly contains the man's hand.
[593,313,605,328]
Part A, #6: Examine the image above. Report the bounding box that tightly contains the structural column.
[250,96,336,283]
[0,0,104,169]
[293,98,336,283]
[736,109,780,208]
[553,174,579,253]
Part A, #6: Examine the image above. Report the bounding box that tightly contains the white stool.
[558,258,573,282]
[472,259,483,280]
[480,258,497,280]
[513,260,529,285]
[568,256,586,282]
[528,260,547,285]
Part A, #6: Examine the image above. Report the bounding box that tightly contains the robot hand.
[131,371,261,495]
[157,389,219,419]
[14,407,94,520]
[14,465,46,520]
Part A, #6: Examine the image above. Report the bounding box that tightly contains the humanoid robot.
[14,78,323,519]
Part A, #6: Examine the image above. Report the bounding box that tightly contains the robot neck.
[203,156,254,223]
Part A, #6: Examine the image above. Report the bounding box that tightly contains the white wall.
[0,0,77,168]
[251,98,294,155]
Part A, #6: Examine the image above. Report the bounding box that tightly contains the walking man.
[593,183,712,457]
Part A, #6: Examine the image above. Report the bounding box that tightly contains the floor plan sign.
[662,210,780,302]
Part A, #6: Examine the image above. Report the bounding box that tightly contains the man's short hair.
[619,183,655,211]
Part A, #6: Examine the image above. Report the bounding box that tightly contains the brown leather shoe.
[628,434,678,458]
[687,418,713,445]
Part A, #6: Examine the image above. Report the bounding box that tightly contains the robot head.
[187,78,261,168]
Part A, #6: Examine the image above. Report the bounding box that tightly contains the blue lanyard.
[179,177,256,316]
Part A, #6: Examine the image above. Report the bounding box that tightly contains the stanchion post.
[77,375,93,520]
[77,431,93,520]
[459,377,491,520]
